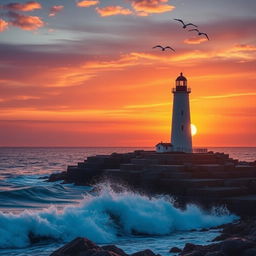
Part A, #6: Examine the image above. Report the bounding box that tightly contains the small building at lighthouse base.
[155,142,173,153]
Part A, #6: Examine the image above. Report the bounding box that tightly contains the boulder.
[101,245,128,256]
[169,247,182,253]
[183,243,198,252]
[50,237,100,256]
[131,249,159,256]
[80,250,120,256]
[221,237,255,256]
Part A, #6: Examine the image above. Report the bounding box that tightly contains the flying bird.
[174,19,197,29]
[188,29,209,40]
[152,45,175,52]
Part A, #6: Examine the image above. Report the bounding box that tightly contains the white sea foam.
[0,184,238,248]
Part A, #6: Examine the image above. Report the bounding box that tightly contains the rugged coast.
[50,218,256,256]
[48,150,256,216]
[47,150,256,256]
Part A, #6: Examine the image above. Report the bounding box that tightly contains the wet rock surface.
[50,237,161,256]
[176,218,256,256]
[49,219,256,256]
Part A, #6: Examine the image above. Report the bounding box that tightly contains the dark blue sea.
[0,147,255,256]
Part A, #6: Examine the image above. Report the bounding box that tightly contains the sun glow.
[191,124,197,136]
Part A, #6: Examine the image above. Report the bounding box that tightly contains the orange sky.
[0,0,255,146]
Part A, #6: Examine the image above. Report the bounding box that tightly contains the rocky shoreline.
[46,150,256,256]
[50,218,256,256]
[47,150,256,216]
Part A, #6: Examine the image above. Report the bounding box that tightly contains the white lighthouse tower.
[170,72,192,153]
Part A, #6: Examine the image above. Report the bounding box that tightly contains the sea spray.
[0,183,238,248]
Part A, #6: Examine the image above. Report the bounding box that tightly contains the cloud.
[200,92,256,100]
[49,5,64,17]
[96,6,133,17]
[125,102,170,109]
[0,1,42,12]
[130,0,175,16]
[218,44,256,61]
[0,19,8,32]
[7,11,44,31]
[232,44,256,52]
[76,0,99,8]
[184,37,208,45]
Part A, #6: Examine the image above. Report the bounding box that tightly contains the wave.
[0,183,238,248]
[0,184,86,206]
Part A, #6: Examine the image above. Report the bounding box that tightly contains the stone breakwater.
[48,150,256,216]
[50,218,256,256]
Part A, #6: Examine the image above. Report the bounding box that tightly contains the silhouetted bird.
[174,19,197,29]
[188,29,209,40]
[152,45,175,52]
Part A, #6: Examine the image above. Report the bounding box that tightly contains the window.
[181,125,184,131]
[181,110,184,116]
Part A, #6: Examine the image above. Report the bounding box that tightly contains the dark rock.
[79,249,104,256]
[181,251,204,256]
[80,250,120,256]
[169,247,182,253]
[48,172,67,182]
[221,237,255,256]
[50,237,100,256]
[101,245,128,256]
[183,243,198,252]
[131,249,158,256]
[169,247,181,253]
[205,252,224,256]
[50,238,161,256]
[243,248,256,256]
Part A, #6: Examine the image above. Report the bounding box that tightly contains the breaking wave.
[0,184,238,248]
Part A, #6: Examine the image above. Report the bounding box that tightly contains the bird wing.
[153,45,163,49]
[188,29,199,32]
[174,19,185,25]
[165,46,175,52]
[186,23,197,27]
[201,33,209,40]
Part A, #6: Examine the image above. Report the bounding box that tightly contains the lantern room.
[172,72,190,93]
[176,72,187,87]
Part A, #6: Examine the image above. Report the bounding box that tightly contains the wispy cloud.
[200,92,256,100]
[0,19,8,32]
[125,102,170,109]
[76,0,99,8]
[184,37,208,45]
[49,5,64,17]
[96,6,133,17]
[232,44,256,52]
[0,1,42,12]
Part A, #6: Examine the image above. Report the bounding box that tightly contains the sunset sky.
[0,0,255,147]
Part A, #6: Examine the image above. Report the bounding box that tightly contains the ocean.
[0,147,255,256]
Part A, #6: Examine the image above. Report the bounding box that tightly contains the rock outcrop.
[50,219,256,256]
[174,218,256,256]
[50,237,160,256]
[47,150,256,216]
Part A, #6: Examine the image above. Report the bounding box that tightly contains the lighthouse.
[170,72,192,153]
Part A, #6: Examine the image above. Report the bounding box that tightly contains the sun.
[191,124,197,136]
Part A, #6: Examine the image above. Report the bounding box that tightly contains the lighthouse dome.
[176,72,187,82]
